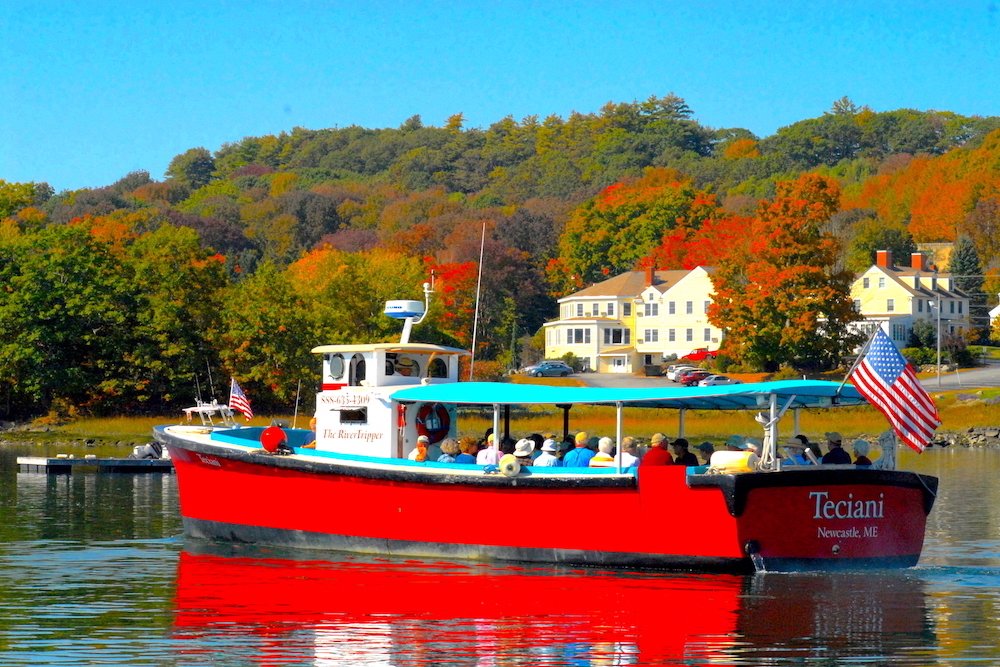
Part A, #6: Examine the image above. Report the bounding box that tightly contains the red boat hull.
[161,429,937,572]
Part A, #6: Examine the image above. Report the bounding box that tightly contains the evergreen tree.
[948,236,987,342]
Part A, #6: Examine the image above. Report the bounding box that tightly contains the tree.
[949,236,988,341]
[0,180,36,218]
[166,147,216,189]
[844,216,917,275]
[709,174,862,371]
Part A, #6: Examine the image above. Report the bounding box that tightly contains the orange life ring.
[415,402,450,444]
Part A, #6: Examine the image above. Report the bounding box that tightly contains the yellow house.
[851,250,970,346]
[544,267,722,373]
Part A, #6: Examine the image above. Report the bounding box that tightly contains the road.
[576,360,1000,390]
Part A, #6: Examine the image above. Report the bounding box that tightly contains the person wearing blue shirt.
[562,431,595,467]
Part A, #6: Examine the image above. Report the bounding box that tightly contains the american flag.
[850,328,940,452]
[229,378,254,420]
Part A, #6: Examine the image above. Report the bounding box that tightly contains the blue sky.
[2,1,999,192]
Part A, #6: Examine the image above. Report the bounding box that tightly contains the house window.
[623,302,632,317]
[878,277,886,288]
[959,301,963,314]
[668,329,675,342]
[704,328,711,341]
[887,299,894,312]
[576,303,583,317]
[918,299,923,313]
[607,302,615,317]
[686,301,693,315]
[892,324,906,341]
[854,299,861,312]
[569,328,591,344]
[686,329,693,342]
[668,301,675,315]
[644,329,658,343]
[704,300,711,313]
[592,303,599,316]
[644,303,658,317]
[604,328,629,345]
[863,277,870,288]
[949,300,955,314]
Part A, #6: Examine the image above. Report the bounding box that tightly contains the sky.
[2,1,999,192]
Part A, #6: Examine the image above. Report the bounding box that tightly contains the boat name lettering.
[323,429,383,442]
[196,454,221,468]
[809,491,884,520]
[321,392,371,407]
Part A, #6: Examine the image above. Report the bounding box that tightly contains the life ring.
[415,402,450,444]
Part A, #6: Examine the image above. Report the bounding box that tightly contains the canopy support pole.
[492,404,501,459]
[615,401,624,473]
[678,408,686,438]
[557,404,571,442]
[793,407,801,436]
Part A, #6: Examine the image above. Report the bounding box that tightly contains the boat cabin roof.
[311,343,470,356]
[391,380,866,410]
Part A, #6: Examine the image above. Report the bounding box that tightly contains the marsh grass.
[6,387,999,447]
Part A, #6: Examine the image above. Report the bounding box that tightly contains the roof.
[311,343,470,356]
[391,380,867,411]
[561,269,704,300]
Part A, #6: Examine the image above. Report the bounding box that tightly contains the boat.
[155,292,939,573]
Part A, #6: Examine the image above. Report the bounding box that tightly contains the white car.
[698,374,742,387]
[666,365,698,381]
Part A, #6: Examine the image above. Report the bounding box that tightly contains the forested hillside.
[2,95,999,418]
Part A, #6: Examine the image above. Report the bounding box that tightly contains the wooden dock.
[16,456,174,474]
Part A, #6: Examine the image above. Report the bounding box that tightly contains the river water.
[1,446,998,666]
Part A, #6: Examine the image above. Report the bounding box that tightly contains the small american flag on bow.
[850,328,940,452]
[229,378,254,421]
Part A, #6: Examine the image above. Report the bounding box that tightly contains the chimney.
[875,250,893,269]
[645,266,655,286]
[911,252,927,272]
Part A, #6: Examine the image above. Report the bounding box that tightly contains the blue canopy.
[391,380,867,411]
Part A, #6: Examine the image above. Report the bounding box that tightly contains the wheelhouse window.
[339,407,367,424]
[327,353,345,380]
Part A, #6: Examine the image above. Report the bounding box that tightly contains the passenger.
[513,438,535,467]
[852,439,874,467]
[529,433,545,460]
[426,437,444,462]
[694,441,715,465]
[821,431,852,464]
[589,437,616,467]
[562,431,596,467]
[408,435,429,462]
[500,436,516,456]
[455,437,478,464]
[476,433,500,466]
[784,437,810,465]
[724,434,747,451]
[670,438,699,466]
[437,438,460,463]
[641,433,673,466]
[534,438,562,467]
[619,436,640,468]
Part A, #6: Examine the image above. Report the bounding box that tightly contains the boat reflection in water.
[173,546,935,665]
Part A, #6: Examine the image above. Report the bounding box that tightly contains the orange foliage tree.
[709,174,862,371]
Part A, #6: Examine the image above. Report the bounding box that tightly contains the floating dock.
[16,456,173,474]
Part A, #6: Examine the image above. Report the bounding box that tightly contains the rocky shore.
[928,427,1000,448]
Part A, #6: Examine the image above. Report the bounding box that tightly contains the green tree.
[948,235,988,341]
[844,216,917,274]
[0,180,37,218]
[167,147,216,189]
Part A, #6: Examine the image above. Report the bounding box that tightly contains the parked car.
[698,374,742,387]
[680,348,717,362]
[679,369,712,386]
[666,365,698,381]
[522,360,574,377]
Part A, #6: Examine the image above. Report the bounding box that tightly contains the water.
[1,447,999,665]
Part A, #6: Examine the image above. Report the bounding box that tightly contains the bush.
[901,347,936,366]
[560,352,585,372]
[769,364,802,381]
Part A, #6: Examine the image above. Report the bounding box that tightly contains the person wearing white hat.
[513,438,535,467]
[408,434,429,461]
[534,438,562,467]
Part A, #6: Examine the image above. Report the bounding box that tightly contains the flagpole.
[837,325,882,395]
[292,379,302,429]
[469,220,486,381]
